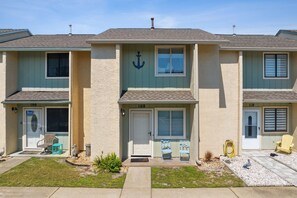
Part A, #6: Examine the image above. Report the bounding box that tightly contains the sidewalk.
[0,186,297,198]
[0,157,30,175]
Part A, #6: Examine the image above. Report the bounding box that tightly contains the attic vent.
[151,17,155,30]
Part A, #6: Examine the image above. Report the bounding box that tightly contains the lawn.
[152,166,245,188]
[0,158,126,188]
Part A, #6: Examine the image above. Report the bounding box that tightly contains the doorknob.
[148,131,152,136]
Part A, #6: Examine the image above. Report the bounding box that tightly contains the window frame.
[45,106,69,134]
[45,52,70,79]
[263,107,289,133]
[155,45,186,77]
[263,52,289,80]
[155,108,186,139]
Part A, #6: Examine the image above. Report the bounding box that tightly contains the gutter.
[0,48,91,51]
[118,100,199,104]
[1,100,71,104]
[220,47,297,51]
[243,100,297,103]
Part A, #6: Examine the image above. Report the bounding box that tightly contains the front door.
[25,108,44,149]
[130,110,152,156]
[242,109,261,149]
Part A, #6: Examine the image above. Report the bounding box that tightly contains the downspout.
[238,51,243,155]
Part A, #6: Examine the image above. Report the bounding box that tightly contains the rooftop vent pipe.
[151,18,155,30]
[232,25,236,36]
[69,24,72,36]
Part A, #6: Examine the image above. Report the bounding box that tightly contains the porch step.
[130,157,149,163]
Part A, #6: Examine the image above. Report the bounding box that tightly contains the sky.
[1,0,297,35]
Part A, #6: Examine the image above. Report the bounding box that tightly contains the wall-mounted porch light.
[11,107,18,113]
[121,109,126,116]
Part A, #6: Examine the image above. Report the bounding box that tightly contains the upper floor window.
[46,53,69,78]
[264,53,288,78]
[155,46,186,76]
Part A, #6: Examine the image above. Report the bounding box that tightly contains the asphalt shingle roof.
[0,34,94,49]
[3,91,69,103]
[0,29,28,34]
[243,91,297,103]
[87,28,227,44]
[118,90,197,104]
[218,34,297,50]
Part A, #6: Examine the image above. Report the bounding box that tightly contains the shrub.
[204,151,213,162]
[94,152,122,173]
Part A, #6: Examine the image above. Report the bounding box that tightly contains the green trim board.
[18,52,69,89]
[121,44,191,90]
[243,51,297,89]
[121,104,192,159]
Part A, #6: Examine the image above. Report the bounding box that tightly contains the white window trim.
[45,106,69,134]
[263,52,289,80]
[263,106,289,134]
[155,108,186,139]
[45,52,70,79]
[155,45,186,77]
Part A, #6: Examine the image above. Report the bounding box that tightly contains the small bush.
[204,151,213,162]
[94,152,122,173]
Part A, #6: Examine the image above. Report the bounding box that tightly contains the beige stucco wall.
[71,51,91,151]
[289,104,297,151]
[198,46,240,157]
[90,44,121,159]
[0,52,18,155]
[0,52,6,152]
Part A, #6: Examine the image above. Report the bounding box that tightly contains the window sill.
[155,136,186,140]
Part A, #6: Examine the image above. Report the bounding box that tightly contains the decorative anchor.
[133,51,145,69]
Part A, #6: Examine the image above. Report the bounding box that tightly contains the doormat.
[130,158,149,162]
[19,151,41,155]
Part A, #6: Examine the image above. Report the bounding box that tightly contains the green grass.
[152,166,245,188]
[0,158,125,188]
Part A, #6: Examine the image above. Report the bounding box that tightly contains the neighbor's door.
[25,108,44,148]
[242,110,260,149]
[130,110,152,156]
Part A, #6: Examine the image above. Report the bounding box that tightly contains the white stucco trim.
[21,87,69,91]
[243,89,293,91]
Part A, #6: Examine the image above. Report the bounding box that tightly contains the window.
[46,53,69,78]
[264,108,287,132]
[155,109,186,139]
[264,53,288,78]
[46,108,68,133]
[155,46,185,76]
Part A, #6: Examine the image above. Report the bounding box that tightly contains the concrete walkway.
[0,187,297,198]
[121,167,151,198]
[252,156,297,186]
[0,157,30,175]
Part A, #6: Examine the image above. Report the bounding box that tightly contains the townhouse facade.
[0,27,297,163]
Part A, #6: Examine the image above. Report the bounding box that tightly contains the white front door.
[130,110,152,156]
[242,109,261,149]
[25,108,44,149]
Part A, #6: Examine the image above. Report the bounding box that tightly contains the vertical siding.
[122,44,191,90]
[18,52,69,89]
[243,51,294,89]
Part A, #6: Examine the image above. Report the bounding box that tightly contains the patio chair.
[275,135,294,154]
[161,140,172,159]
[179,141,190,161]
[37,134,58,154]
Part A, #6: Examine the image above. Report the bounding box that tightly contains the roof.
[218,34,297,51]
[243,91,297,103]
[0,29,29,34]
[87,28,228,44]
[3,91,69,104]
[0,34,95,50]
[118,90,198,104]
[276,30,297,36]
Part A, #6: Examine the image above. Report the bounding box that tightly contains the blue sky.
[1,0,297,35]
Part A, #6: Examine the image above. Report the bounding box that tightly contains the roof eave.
[118,100,198,104]
[0,47,91,51]
[87,39,229,45]
[220,47,297,51]
[243,99,297,103]
[2,100,70,104]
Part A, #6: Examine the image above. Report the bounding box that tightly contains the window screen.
[47,108,69,132]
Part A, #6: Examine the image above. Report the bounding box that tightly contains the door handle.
[148,131,152,136]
